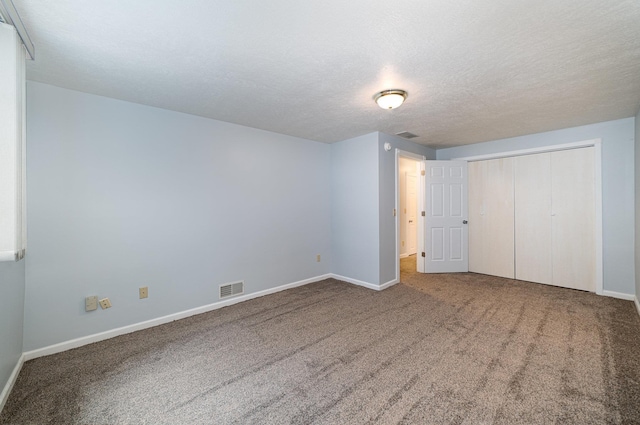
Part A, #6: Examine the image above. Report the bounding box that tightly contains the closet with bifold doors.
[468,146,596,292]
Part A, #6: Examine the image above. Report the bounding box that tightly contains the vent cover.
[396,131,418,139]
[220,281,244,299]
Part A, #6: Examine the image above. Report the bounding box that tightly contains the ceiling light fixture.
[374,89,408,110]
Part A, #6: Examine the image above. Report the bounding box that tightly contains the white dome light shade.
[374,89,408,110]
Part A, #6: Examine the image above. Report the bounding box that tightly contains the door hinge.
[421,170,425,176]
[421,252,426,257]
[393,208,396,217]
[421,211,425,216]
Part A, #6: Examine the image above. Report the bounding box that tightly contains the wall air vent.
[220,281,244,299]
[396,131,418,139]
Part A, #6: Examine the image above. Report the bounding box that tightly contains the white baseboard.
[330,274,381,291]
[0,354,24,414]
[20,271,397,363]
[23,274,333,361]
[601,290,635,301]
[379,278,399,290]
[329,274,398,291]
[635,296,640,319]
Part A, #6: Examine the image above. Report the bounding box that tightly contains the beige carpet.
[2,256,639,424]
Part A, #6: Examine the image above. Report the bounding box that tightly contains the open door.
[419,160,469,273]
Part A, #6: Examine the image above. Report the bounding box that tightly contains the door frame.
[405,171,418,256]
[395,149,426,284]
[453,138,603,295]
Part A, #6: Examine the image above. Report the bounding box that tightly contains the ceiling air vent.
[220,281,244,299]
[396,131,418,139]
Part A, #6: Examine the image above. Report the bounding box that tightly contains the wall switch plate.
[316,254,321,262]
[85,296,98,312]
[99,298,112,309]
[139,286,148,299]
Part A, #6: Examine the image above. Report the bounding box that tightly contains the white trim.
[0,353,24,413]
[329,274,399,291]
[395,149,425,284]
[0,251,16,261]
[417,161,426,273]
[23,274,332,361]
[395,149,400,285]
[635,296,640,319]
[0,1,35,59]
[330,273,381,291]
[451,139,601,162]
[379,278,399,290]
[593,141,603,295]
[454,138,603,295]
[601,290,636,301]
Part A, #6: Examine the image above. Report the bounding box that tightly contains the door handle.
[463,220,468,224]
[409,220,413,223]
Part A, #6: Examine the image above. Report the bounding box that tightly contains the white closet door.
[551,147,596,291]
[483,158,515,278]
[515,153,552,284]
[467,158,514,278]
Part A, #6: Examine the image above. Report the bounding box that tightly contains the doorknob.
[463,220,468,224]
[409,220,413,223]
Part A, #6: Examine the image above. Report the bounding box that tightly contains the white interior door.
[422,160,468,273]
[515,153,553,284]
[406,173,417,255]
[483,158,515,278]
[468,158,515,278]
[551,147,596,291]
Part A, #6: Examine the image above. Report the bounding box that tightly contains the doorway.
[396,152,423,283]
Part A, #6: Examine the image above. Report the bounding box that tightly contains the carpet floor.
[2,256,640,424]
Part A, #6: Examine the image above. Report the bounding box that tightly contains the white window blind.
[0,22,26,262]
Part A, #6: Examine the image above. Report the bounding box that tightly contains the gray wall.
[377,133,435,285]
[18,81,638,355]
[330,132,434,286]
[0,261,25,397]
[438,118,636,296]
[24,82,332,351]
[330,133,380,284]
[635,111,640,303]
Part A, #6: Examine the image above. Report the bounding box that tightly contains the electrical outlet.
[139,286,148,299]
[85,296,98,312]
[316,254,321,262]
[99,298,112,309]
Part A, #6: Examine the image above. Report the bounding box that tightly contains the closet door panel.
[514,153,552,284]
[483,158,515,278]
[468,161,484,274]
[551,148,595,291]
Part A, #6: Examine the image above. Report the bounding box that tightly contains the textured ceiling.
[15,0,640,148]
